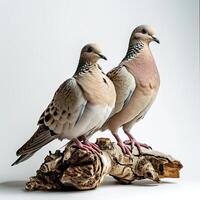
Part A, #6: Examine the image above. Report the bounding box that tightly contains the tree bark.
[25,138,183,191]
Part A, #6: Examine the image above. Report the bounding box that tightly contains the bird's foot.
[72,138,101,154]
[124,138,152,155]
[117,141,132,155]
[84,139,102,154]
[113,133,132,156]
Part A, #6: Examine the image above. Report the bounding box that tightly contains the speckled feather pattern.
[38,64,116,139]
[13,44,116,165]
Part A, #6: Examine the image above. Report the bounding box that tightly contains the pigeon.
[101,25,160,155]
[12,43,116,165]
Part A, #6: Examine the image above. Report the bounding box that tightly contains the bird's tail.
[12,125,57,166]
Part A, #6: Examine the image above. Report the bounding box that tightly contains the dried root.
[26,138,183,191]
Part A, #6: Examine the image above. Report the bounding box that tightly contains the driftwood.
[26,138,183,191]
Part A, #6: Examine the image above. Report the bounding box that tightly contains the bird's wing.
[107,65,136,117]
[12,78,87,166]
[38,77,87,134]
[12,125,56,166]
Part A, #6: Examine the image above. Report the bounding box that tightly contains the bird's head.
[79,43,107,64]
[131,25,160,44]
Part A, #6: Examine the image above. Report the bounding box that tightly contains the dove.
[12,43,116,166]
[101,25,160,155]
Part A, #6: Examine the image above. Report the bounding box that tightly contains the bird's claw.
[124,139,152,154]
[73,141,101,154]
[117,141,132,155]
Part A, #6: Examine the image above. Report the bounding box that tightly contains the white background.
[0,0,199,199]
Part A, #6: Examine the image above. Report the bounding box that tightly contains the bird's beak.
[152,35,160,44]
[97,53,107,60]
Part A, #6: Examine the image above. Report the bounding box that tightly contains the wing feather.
[38,78,87,134]
[107,66,136,117]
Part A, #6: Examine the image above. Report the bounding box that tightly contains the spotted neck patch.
[123,40,144,61]
[74,62,94,76]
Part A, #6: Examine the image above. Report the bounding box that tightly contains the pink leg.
[72,137,101,154]
[124,130,151,154]
[113,133,132,155]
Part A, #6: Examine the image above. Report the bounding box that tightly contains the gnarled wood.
[26,138,183,191]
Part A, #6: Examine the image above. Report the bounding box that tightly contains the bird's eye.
[87,47,93,53]
[141,29,147,34]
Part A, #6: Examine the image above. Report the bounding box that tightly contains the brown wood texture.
[26,138,183,191]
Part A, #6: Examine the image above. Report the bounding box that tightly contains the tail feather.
[12,125,57,166]
[11,151,36,166]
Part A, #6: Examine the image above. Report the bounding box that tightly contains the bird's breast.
[77,69,116,107]
[125,51,160,94]
[113,52,160,124]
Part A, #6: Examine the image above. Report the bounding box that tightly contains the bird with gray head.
[12,43,116,166]
[101,25,160,155]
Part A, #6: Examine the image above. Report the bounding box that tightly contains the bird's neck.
[123,39,146,62]
[74,57,100,76]
[74,61,93,76]
[121,40,159,87]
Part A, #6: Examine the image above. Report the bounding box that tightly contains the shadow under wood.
[0,180,26,192]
